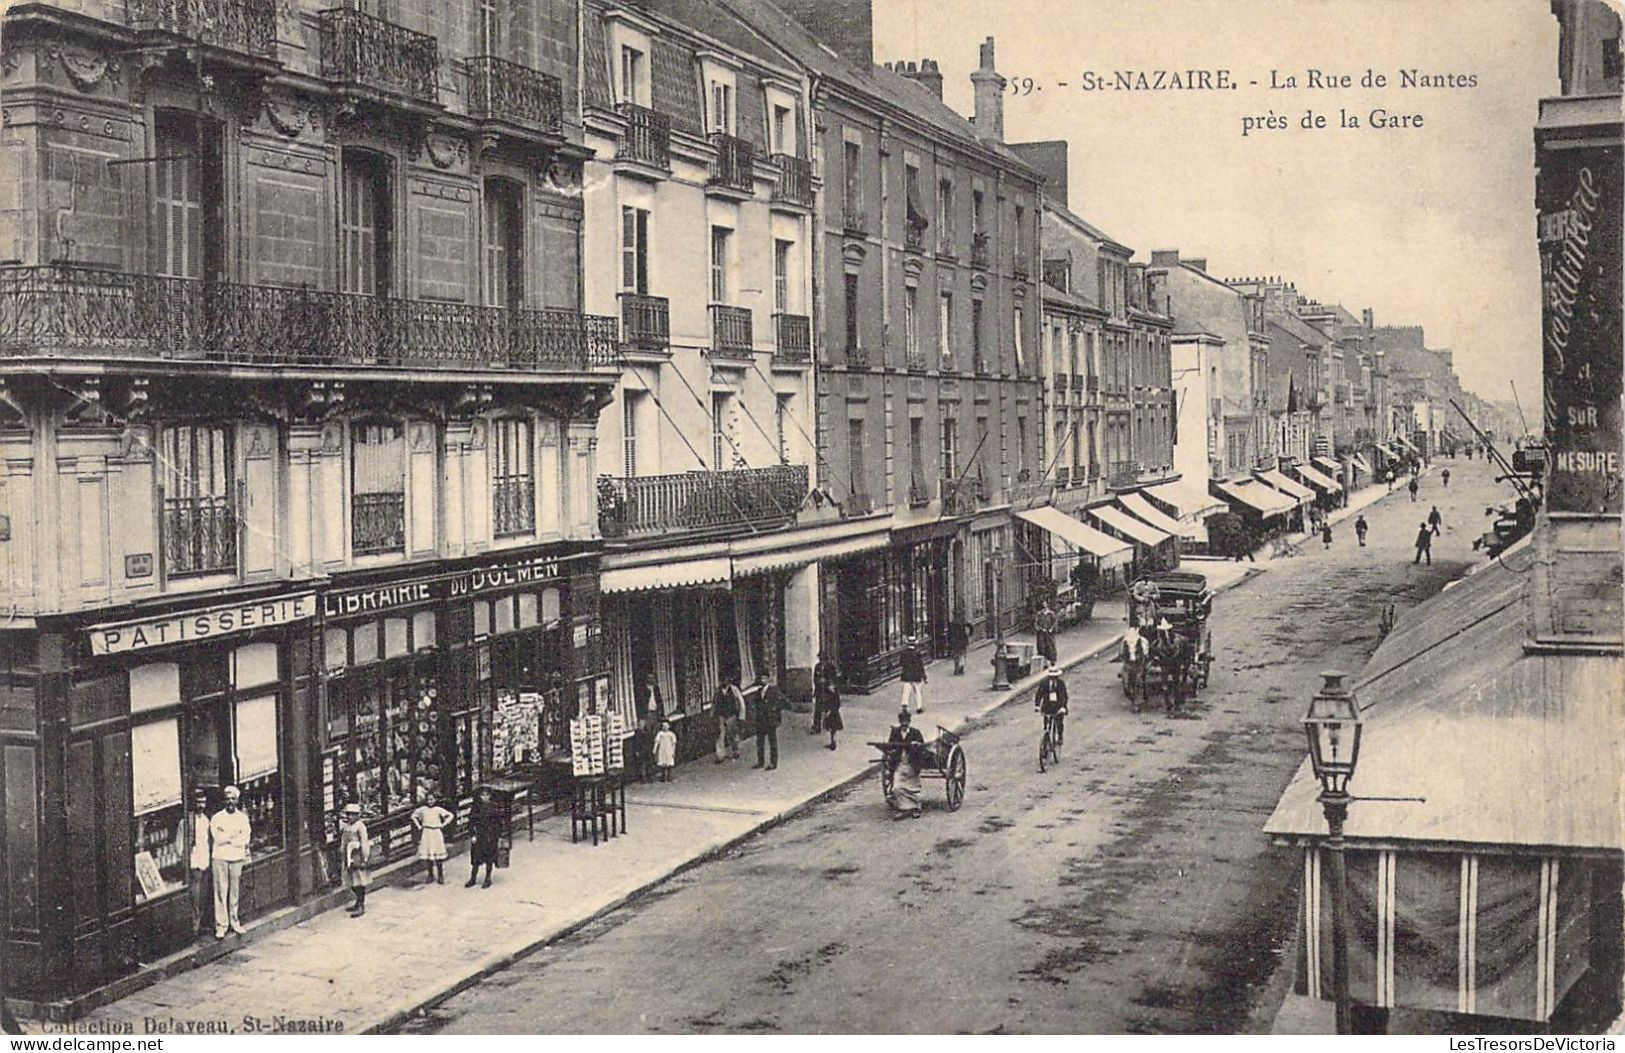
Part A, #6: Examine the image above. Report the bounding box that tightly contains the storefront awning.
[1312,456,1342,476]
[1256,469,1315,506]
[600,556,732,594]
[1088,504,1172,548]
[1143,479,1226,524]
[1214,479,1297,520]
[1351,454,1373,475]
[1376,443,1398,460]
[1115,493,1189,540]
[1291,462,1343,494]
[1015,506,1132,569]
[1393,435,1420,454]
[729,520,890,577]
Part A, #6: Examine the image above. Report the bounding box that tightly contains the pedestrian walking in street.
[1386,469,1394,492]
[1033,599,1059,665]
[1321,522,1334,550]
[653,720,678,781]
[1414,521,1434,565]
[209,785,251,938]
[1355,514,1369,547]
[1408,476,1419,502]
[751,673,782,771]
[466,787,501,889]
[949,614,970,675]
[185,788,213,938]
[811,652,837,733]
[821,679,843,751]
[340,803,370,916]
[713,677,744,762]
[1428,505,1443,537]
[900,635,928,714]
[1442,467,1451,488]
[885,708,925,820]
[411,793,452,885]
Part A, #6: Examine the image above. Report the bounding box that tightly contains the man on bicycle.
[1035,665,1069,748]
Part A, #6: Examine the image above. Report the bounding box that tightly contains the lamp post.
[1303,669,1363,1036]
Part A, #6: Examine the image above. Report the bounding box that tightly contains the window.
[1014,203,1027,266]
[708,80,733,135]
[773,239,792,312]
[904,162,924,235]
[161,424,235,576]
[974,417,988,481]
[483,178,523,308]
[847,418,866,498]
[1017,416,1028,474]
[971,298,985,373]
[909,417,926,490]
[153,110,223,281]
[844,272,860,357]
[972,188,985,235]
[711,393,730,470]
[477,0,500,56]
[1055,422,1068,472]
[843,140,861,217]
[940,417,957,480]
[620,46,645,105]
[620,206,650,294]
[623,394,640,477]
[1014,306,1025,370]
[710,225,731,303]
[937,177,953,251]
[904,287,919,365]
[939,291,954,368]
[775,394,791,463]
[351,422,406,556]
[772,104,792,153]
[1069,330,1080,379]
[492,418,534,538]
[341,151,391,296]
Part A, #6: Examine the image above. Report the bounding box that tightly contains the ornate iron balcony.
[772,154,813,207]
[842,201,868,235]
[468,56,563,137]
[164,494,237,577]
[620,292,670,352]
[903,224,926,252]
[317,8,439,105]
[127,0,277,59]
[905,347,927,372]
[617,103,671,169]
[0,266,618,372]
[1086,374,1099,393]
[940,476,979,517]
[1053,372,1069,396]
[492,475,536,538]
[352,491,406,555]
[597,464,809,540]
[970,232,990,270]
[935,228,957,259]
[773,313,811,363]
[709,304,754,358]
[846,343,868,369]
[708,133,757,194]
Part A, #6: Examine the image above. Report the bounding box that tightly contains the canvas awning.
[1088,504,1172,548]
[1143,479,1226,523]
[1393,435,1420,454]
[1256,469,1316,506]
[1291,462,1343,495]
[1015,506,1132,570]
[1117,492,1190,540]
[600,555,732,594]
[1351,454,1373,475]
[1214,479,1297,520]
[1312,456,1342,476]
[1377,443,1399,460]
[729,520,890,577]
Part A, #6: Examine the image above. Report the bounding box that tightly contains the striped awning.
[1143,479,1226,523]
[1351,454,1374,475]
[1257,469,1316,506]
[1015,506,1133,570]
[1312,456,1342,476]
[1215,479,1297,519]
[1292,462,1343,494]
[1117,492,1190,539]
[1089,504,1172,548]
[600,556,732,594]
[1393,435,1420,454]
[730,520,890,577]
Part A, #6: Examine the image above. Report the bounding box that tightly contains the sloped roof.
[1268,311,1328,348]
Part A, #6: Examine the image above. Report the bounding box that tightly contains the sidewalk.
[28,563,1256,1035]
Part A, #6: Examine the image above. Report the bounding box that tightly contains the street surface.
[399,462,1506,1034]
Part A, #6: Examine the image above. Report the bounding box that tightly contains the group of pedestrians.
[180,785,252,941]
[710,671,791,769]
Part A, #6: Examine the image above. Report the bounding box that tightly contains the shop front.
[825,525,953,693]
[1,587,320,1001]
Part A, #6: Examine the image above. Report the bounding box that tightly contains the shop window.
[132,717,184,904]
[385,617,410,659]
[474,600,492,638]
[353,620,380,665]
[131,662,180,714]
[233,693,281,852]
[324,628,349,672]
[413,610,435,648]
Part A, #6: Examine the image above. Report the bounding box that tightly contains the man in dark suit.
[751,673,783,770]
[899,635,928,714]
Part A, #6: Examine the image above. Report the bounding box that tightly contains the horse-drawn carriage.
[1119,571,1214,715]
[870,725,968,811]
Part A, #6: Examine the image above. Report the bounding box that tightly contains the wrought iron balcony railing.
[905,346,927,372]
[352,491,406,555]
[771,154,813,207]
[1085,374,1099,393]
[618,292,669,352]
[773,312,811,363]
[708,133,757,194]
[845,343,868,369]
[316,7,439,105]
[907,479,932,508]
[904,224,926,252]
[163,494,236,577]
[597,464,809,540]
[1053,372,1069,396]
[127,0,277,59]
[1107,460,1142,489]
[0,266,619,371]
[842,201,868,235]
[970,232,990,270]
[492,475,536,538]
[617,103,671,169]
[468,55,563,137]
[709,304,753,358]
[940,476,979,518]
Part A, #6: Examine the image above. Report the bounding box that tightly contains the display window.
[327,614,444,818]
[475,588,570,769]
[132,716,185,904]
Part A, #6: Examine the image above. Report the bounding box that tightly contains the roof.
[1043,283,1102,315]
[1264,539,1625,853]
[1045,200,1131,255]
[1171,319,1222,339]
[1267,312,1328,348]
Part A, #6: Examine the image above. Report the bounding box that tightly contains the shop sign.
[89,593,317,656]
[323,553,566,618]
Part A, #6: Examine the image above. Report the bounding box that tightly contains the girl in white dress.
[412,793,454,884]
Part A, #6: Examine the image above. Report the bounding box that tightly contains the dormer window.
[619,45,646,105]
[709,80,734,135]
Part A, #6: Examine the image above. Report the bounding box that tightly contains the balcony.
[616,103,670,170]
[709,304,754,359]
[1107,460,1142,490]
[908,478,932,508]
[468,56,563,137]
[1053,372,1069,398]
[619,292,669,352]
[317,7,439,105]
[1012,258,1030,282]
[0,266,620,373]
[352,491,406,556]
[708,133,757,195]
[940,476,981,517]
[904,224,926,253]
[127,0,277,60]
[845,343,869,369]
[163,495,236,577]
[1074,375,1087,393]
[492,476,535,538]
[773,313,811,364]
[970,232,990,270]
[771,154,814,208]
[842,201,869,235]
[597,464,809,540]
[935,230,957,260]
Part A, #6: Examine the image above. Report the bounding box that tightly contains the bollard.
[991,638,1011,691]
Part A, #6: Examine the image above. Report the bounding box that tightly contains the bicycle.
[1039,709,1064,772]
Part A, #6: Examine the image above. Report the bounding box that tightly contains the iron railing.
[771,154,813,207]
[1042,258,1070,291]
[903,224,926,252]
[846,342,868,368]
[940,477,979,517]
[1053,372,1069,397]
[127,0,276,58]
[1107,460,1142,489]
[352,492,406,555]
[0,266,619,371]
[708,133,757,194]
[617,103,670,169]
[842,201,868,235]
[773,312,811,363]
[1085,374,1099,393]
[316,7,439,104]
[163,495,236,576]
[597,464,808,539]
[905,346,927,372]
[907,479,932,508]
[970,232,990,270]
[492,476,535,538]
[468,56,563,136]
[709,304,753,358]
[619,292,669,351]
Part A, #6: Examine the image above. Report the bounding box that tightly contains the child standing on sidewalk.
[412,794,453,884]
[653,720,678,781]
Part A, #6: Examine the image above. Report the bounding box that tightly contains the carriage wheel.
[880,765,894,801]
[944,746,967,810]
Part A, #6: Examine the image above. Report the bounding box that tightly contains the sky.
[872,0,1560,404]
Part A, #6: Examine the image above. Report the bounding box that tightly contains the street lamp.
[1303,669,1363,1035]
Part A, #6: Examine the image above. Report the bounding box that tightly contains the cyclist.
[1035,664,1069,749]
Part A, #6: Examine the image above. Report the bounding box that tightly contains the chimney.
[774,0,873,69]
[1150,249,1181,268]
[970,36,1005,141]
[1186,257,1208,273]
[1007,140,1069,208]
[1362,307,1374,329]
[915,58,943,98]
